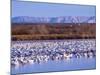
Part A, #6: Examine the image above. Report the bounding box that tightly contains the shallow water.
[11,57,96,74]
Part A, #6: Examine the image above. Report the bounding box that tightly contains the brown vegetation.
[11,23,96,40]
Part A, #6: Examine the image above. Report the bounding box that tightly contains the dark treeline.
[12,23,96,26]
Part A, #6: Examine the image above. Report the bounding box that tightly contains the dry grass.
[11,23,96,40]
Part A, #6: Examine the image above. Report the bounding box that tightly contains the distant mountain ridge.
[12,16,96,23]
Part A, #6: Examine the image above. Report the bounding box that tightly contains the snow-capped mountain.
[12,16,96,23]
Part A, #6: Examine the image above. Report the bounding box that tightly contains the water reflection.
[11,57,96,74]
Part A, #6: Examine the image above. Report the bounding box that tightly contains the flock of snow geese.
[11,39,96,67]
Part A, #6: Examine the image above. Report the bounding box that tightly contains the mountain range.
[12,16,96,23]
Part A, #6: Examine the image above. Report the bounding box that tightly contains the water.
[11,57,96,74]
[11,39,96,74]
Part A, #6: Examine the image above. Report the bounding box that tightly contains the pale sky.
[12,0,96,17]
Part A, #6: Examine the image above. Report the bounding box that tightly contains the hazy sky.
[12,0,96,17]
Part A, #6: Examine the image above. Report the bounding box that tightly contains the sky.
[12,0,96,17]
